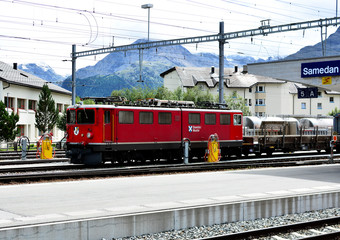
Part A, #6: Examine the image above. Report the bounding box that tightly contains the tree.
[0,101,19,142]
[224,91,251,116]
[35,84,59,133]
[328,107,340,116]
[56,109,67,132]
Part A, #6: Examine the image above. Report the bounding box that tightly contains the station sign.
[301,60,340,78]
[297,87,318,99]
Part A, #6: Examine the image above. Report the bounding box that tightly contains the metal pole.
[219,21,225,105]
[71,44,76,105]
[138,49,143,82]
[183,140,189,164]
[337,0,338,24]
[147,8,150,41]
[21,138,27,160]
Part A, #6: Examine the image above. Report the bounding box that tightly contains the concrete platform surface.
[0,164,340,239]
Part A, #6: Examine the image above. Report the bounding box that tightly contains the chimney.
[211,66,215,74]
[242,65,248,74]
[234,66,238,73]
[13,63,17,70]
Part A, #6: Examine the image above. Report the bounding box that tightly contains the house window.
[301,102,306,109]
[249,87,252,93]
[249,99,252,106]
[17,125,24,136]
[330,97,334,103]
[28,100,36,111]
[256,112,265,117]
[4,97,14,110]
[318,92,322,97]
[255,99,265,106]
[317,103,322,109]
[57,103,63,113]
[256,85,265,92]
[17,99,25,109]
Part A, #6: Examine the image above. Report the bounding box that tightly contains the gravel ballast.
[115,208,340,240]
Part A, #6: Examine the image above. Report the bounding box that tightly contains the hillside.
[284,27,340,60]
[18,63,66,86]
[60,40,267,97]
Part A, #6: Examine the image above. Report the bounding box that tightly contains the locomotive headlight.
[87,132,93,139]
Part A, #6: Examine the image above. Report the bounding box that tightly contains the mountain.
[18,63,66,86]
[284,27,340,60]
[61,40,267,97]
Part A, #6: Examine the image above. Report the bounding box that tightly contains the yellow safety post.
[41,135,53,159]
[205,134,221,162]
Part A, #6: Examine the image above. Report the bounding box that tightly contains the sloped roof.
[0,61,71,95]
[160,66,285,88]
[288,82,340,95]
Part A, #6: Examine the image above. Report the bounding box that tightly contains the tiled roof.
[0,61,71,95]
[160,66,285,88]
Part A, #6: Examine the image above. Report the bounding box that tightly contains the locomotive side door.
[104,110,112,142]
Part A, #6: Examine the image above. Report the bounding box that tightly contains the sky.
[0,0,338,76]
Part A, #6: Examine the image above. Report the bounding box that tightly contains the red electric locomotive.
[65,100,243,165]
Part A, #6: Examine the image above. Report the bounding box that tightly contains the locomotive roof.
[67,104,242,113]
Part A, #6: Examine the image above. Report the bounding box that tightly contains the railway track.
[0,153,339,184]
[0,150,66,161]
[200,216,340,240]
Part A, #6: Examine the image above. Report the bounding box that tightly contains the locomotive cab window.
[205,113,216,125]
[189,113,200,124]
[233,114,242,125]
[140,112,153,124]
[67,110,76,124]
[119,111,134,124]
[158,112,172,124]
[220,114,231,125]
[104,111,110,124]
[77,109,95,124]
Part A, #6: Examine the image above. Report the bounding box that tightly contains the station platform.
[0,164,340,240]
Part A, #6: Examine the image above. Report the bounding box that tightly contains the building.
[160,66,340,117]
[0,61,71,142]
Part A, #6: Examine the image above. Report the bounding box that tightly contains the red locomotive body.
[66,103,243,165]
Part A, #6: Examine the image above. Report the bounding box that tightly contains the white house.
[160,66,340,117]
[0,61,71,142]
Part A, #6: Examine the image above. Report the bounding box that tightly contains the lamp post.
[141,4,153,42]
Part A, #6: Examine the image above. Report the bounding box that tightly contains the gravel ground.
[114,208,340,240]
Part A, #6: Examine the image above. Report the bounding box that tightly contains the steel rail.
[0,154,339,183]
[198,216,340,240]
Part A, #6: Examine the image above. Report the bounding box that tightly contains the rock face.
[18,63,66,85]
[59,39,272,97]
[284,27,340,60]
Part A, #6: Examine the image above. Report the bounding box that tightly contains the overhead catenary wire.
[0,0,337,76]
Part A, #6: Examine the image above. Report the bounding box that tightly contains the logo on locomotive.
[74,127,79,136]
[188,126,201,133]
